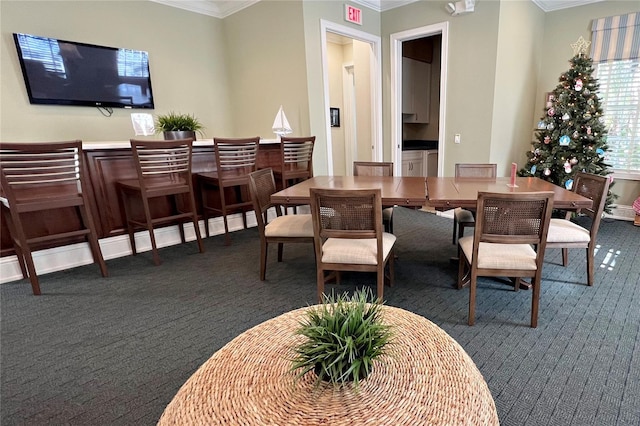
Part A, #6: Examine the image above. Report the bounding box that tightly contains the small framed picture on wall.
[330,107,340,127]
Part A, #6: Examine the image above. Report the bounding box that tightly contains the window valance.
[590,12,640,63]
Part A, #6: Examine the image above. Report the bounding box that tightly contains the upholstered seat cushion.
[459,236,537,270]
[383,207,393,221]
[322,232,396,265]
[265,214,313,238]
[546,219,590,243]
[454,208,475,224]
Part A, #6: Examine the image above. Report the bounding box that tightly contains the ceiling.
[150,0,607,19]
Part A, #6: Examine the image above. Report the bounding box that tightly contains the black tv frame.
[13,33,155,109]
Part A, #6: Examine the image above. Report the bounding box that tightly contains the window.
[591,12,640,179]
[596,59,640,176]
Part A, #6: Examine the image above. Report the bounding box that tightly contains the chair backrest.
[248,168,281,232]
[571,172,610,220]
[130,139,193,189]
[214,137,260,174]
[473,191,554,266]
[455,163,497,178]
[279,136,315,174]
[570,172,611,237]
[309,188,383,261]
[353,161,394,177]
[0,140,87,207]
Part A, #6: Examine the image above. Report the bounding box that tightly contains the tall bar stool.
[197,137,259,245]
[0,140,108,295]
[272,136,315,191]
[116,139,204,265]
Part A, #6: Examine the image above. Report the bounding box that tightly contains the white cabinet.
[402,151,425,177]
[402,150,438,177]
[402,57,430,124]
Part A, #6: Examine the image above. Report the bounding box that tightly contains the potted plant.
[291,289,393,387]
[155,112,205,140]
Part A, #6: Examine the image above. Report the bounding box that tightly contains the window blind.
[591,13,640,176]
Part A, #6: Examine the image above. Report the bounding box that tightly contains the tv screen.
[13,33,154,109]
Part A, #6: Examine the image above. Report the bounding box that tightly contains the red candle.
[510,162,517,186]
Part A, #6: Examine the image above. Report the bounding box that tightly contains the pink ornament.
[564,161,572,173]
[575,79,583,91]
[544,136,551,144]
[544,168,551,176]
[587,126,592,135]
[548,108,555,116]
[570,157,578,165]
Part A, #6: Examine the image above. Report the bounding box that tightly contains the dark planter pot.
[163,130,196,141]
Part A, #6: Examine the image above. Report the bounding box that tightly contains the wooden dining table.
[426,176,593,211]
[271,175,428,207]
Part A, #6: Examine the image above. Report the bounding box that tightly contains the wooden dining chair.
[545,172,610,286]
[457,191,554,327]
[117,138,204,266]
[452,163,497,244]
[247,168,314,280]
[353,161,395,233]
[197,137,259,245]
[309,188,396,302]
[0,140,108,295]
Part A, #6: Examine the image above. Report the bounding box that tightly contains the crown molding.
[531,0,605,12]
[150,0,259,19]
[150,0,606,19]
[351,0,419,12]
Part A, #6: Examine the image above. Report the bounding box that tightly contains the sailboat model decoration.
[272,105,293,138]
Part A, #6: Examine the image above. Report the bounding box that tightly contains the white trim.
[390,22,448,178]
[343,63,357,174]
[605,204,636,221]
[320,19,383,176]
[0,214,256,284]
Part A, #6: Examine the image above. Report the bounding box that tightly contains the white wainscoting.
[0,213,257,284]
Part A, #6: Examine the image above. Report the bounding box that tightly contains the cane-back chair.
[309,188,396,302]
[545,172,610,286]
[353,161,395,233]
[248,168,314,280]
[457,191,554,327]
[452,163,497,244]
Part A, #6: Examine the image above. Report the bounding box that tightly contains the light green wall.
[490,0,545,175]
[302,1,381,174]
[0,0,231,141]
[538,0,640,206]
[381,0,501,176]
[222,0,309,139]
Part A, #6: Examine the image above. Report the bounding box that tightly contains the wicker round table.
[158,306,499,425]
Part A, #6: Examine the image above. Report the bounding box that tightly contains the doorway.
[320,20,382,176]
[391,22,449,177]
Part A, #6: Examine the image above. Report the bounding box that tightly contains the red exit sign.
[345,4,362,25]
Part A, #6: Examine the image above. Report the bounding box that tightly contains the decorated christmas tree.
[519,37,615,209]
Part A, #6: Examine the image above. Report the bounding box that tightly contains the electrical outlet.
[454,134,461,144]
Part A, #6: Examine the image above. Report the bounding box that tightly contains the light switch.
[454,134,461,144]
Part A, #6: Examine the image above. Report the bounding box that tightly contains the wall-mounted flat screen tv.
[13,33,155,109]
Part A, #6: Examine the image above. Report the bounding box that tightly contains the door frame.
[320,19,382,176]
[390,22,448,177]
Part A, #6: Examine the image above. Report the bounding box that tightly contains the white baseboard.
[606,204,635,221]
[0,213,257,284]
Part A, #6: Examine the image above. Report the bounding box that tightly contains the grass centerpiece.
[155,112,204,140]
[291,289,393,387]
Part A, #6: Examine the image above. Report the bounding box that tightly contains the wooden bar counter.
[0,140,281,257]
